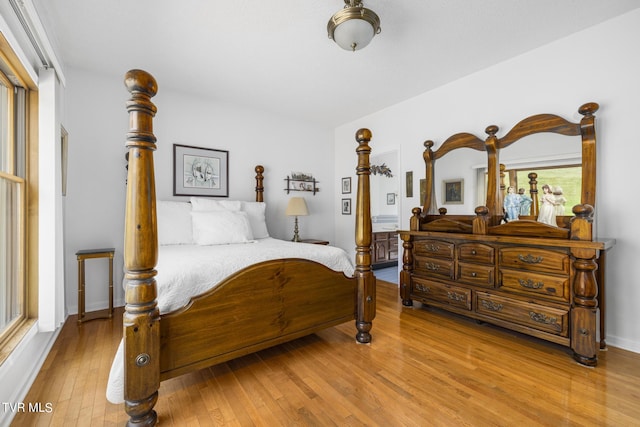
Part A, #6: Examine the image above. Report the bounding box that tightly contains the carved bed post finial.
[528,172,539,217]
[123,69,160,427]
[255,165,264,202]
[354,128,375,344]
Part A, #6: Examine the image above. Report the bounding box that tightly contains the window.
[0,50,29,347]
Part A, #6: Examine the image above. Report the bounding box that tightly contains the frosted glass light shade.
[327,1,381,52]
[333,19,375,51]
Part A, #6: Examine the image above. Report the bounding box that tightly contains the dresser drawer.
[458,262,495,288]
[500,269,570,302]
[499,247,570,275]
[475,292,568,336]
[414,255,454,280]
[374,232,390,241]
[412,277,471,311]
[413,239,454,259]
[458,243,495,265]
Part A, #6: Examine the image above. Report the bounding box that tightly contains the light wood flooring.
[11,280,640,426]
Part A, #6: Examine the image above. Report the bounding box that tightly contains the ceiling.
[34,0,640,128]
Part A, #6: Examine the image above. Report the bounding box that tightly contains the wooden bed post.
[354,128,376,343]
[123,70,160,426]
[255,165,264,202]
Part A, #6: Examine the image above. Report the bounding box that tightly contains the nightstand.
[299,239,330,245]
[76,248,115,324]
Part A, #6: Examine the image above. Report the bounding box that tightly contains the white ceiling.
[34,0,640,128]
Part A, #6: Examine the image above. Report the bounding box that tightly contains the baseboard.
[0,321,61,426]
[606,334,640,354]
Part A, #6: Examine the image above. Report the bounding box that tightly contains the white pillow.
[191,210,254,245]
[241,201,269,239]
[190,197,242,212]
[157,200,193,245]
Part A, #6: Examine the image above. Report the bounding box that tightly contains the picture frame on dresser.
[173,144,229,197]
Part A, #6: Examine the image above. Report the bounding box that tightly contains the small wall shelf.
[284,176,319,195]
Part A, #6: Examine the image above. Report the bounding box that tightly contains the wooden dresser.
[400,230,614,364]
[399,103,615,366]
[372,231,398,268]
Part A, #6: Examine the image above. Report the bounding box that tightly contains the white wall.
[334,9,640,353]
[62,67,335,313]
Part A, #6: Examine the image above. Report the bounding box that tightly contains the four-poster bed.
[117,69,376,426]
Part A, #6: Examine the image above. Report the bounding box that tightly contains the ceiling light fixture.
[327,0,381,52]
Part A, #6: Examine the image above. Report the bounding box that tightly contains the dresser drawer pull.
[518,278,544,289]
[447,291,466,302]
[529,311,560,330]
[481,299,503,312]
[425,262,440,271]
[424,244,440,252]
[518,254,543,264]
[415,283,431,293]
[471,250,477,255]
[470,272,477,277]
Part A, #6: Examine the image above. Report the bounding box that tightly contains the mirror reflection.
[432,132,582,219]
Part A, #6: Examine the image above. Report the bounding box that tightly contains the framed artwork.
[341,177,351,194]
[443,179,464,204]
[405,171,413,197]
[61,126,68,196]
[387,193,396,205]
[341,198,351,215]
[173,144,229,197]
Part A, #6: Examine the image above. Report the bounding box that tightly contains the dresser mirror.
[422,105,595,230]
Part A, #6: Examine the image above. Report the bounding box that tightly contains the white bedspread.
[106,238,354,403]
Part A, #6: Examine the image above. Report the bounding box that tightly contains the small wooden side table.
[298,239,330,245]
[76,248,115,324]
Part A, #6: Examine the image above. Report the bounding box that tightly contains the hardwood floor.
[11,280,640,426]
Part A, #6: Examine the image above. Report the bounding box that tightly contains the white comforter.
[106,238,354,403]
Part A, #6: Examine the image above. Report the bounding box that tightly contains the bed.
[116,69,376,426]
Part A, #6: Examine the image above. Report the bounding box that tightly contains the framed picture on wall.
[341,177,351,194]
[341,198,351,215]
[387,193,396,205]
[173,144,229,197]
[443,179,464,204]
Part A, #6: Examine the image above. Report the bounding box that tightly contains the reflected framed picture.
[405,171,413,197]
[341,198,351,215]
[387,193,395,205]
[443,179,464,204]
[174,144,229,197]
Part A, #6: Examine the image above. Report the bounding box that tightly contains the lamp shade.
[286,197,309,216]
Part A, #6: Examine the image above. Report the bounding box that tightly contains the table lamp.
[285,197,309,242]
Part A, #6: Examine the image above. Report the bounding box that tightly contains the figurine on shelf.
[503,186,521,222]
[537,184,558,226]
[518,188,533,216]
[553,186,567,216]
